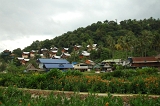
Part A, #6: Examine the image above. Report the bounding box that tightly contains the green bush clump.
[65,70,82,76]
[102,67,158,79]
[46,69,64,79]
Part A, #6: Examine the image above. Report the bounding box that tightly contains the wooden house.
[22,52,30,59]
[49,50,58,58]
[61,53,71,59]
[73,63,89,72]
[74,45,81,51]
[49,47,58,57]
[30,50,38,58]
[61,47,69,53]
[79,51,90,59]
[129,57,160,68]
[87,44,97,51]
[17,57,30,65]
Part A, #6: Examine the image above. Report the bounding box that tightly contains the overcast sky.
[0,0,160,52]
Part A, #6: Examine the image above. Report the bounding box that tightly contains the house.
[49,47,58,58]
[87,44,97,51]
[129,57,160,68]
[41,48,49,58]
[61,47,69,53]
[85,59,95,70]
[17,57,30,65]
[50,47,58,51]
[61,53,71,59]
[93,63,101,73]
[26,63,41,72]
[22,52,30,59]
[79,51,90,59]
[37,58,73,71]
[30,50,38,58]
[49,50,58,58]
[74,45,82,51]
[22,52,30,58]
[73,63,89,72]
[102,59,123,65]
[100,63,112,72]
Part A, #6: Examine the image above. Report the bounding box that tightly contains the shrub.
[46,69,64,79]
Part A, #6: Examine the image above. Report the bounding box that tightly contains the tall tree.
[138,30,153,57]
[106,35,115,58]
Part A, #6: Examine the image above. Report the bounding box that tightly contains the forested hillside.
[18,17,160,62]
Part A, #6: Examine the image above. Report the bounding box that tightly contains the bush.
[46,69,64,79]
[65,70,82,76]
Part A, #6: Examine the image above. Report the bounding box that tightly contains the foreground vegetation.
[1,86,160,106]
[0,67,160,95]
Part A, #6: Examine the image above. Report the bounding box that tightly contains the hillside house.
[87,44,97,51]
[22,52,30,59]
[37,58,73,71]
[40,48,49,58]
[49,50,58,58]
[50,47,58,51]
[30,50,38,58]
[61,47,69,53]
[61,53,71,59]
[74,45,82,51]
[79,51,90,59]
[17,57,30,65]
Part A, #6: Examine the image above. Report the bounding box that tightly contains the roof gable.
[132,57,159,63]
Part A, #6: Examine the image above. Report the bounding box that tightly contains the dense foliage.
[0,68,160,95]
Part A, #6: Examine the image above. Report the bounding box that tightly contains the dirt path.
[1,86,160,99]
[18,87,160,98]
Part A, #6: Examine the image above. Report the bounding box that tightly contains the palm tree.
[106,35,115,58]
[138,30,153,57]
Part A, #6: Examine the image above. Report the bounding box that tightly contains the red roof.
[132,57,159,63]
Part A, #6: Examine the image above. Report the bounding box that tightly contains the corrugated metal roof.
[102,59,122,63]
[132,57,159,63]
[44,64,73,69]
[38,58,70,64]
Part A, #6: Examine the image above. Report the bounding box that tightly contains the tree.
[117,31,137,58]
[12,48,22,57]
[106,35,115,58]
[86,39,94,51]
[138,30,153,57]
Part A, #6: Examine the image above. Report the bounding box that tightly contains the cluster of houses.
[17,44,97,65]
[26,56,160,72]
[2,44,160,72]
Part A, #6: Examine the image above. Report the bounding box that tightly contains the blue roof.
[37,58,70,64]
[44,64,73,69]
